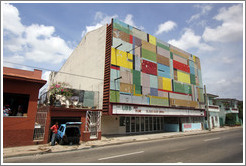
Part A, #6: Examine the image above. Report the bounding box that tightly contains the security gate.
[85,111,101,139]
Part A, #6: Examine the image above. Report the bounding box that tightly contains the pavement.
[3,126,243,159]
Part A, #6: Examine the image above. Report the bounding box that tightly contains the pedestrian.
[50,122,59,146]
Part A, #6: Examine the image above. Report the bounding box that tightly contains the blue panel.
[114,19,133,30]
[190,66,195,75]
[110,81,120,91]
[150,88,158,96]
[189,60,195,68]
[158,70,171,78]
[110,68,120,81]
[158,63,171,78]
[158,63,170,73]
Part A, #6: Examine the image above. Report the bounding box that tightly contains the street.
[4,128,243,163]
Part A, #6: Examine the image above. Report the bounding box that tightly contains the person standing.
[50,122,59,146]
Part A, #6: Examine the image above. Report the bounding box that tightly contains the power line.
[3,61,104,81]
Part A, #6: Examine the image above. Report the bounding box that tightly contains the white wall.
[50,25,107,109]
[101,115,126,135]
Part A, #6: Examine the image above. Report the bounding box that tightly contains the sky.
[2,1,244,100]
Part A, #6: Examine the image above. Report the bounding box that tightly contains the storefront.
[101,103,205,135]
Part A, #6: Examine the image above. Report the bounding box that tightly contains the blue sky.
[2,2,244,100]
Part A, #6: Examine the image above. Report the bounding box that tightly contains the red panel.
[173,60,190,73]
[111,65,120,70]
[129,35,133,44]
[142,60,157,75]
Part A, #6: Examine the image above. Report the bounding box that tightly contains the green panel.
[142,48,156,62]
[113,22,129,34]
[157,42,170,51]
[83,91,94,107]
[184,84,192,94]
[134,85,142,94]
[190,74,196,85]
[150,97,169,106]
[170,52,173,59]
[173,81,191,94]
[110,90,120,102]
[133,70,141,86]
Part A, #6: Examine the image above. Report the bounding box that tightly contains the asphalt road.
[4,128,243,163]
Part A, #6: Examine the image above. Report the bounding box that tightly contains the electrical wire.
[3,61,104,81]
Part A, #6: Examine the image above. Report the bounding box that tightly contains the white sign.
[112,105,204,116]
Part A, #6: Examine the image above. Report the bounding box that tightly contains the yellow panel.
[162,77,172,91]
[193,55,196,62]
[177,70,191,84]
[149,34,156,46]
[111,47,133,69]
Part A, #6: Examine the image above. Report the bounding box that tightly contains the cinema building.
[50,19,206,135]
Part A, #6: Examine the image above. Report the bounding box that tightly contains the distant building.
[206,93,220,128]
[49,18,206,135]
[214,98,240,126]
[3,67,46,147]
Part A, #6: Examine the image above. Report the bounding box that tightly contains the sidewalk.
[3,126,243,158]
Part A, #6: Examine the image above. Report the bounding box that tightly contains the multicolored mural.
[110,19,204,108]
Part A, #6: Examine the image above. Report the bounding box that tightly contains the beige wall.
[50,25,107,109]
[101,115,126,135]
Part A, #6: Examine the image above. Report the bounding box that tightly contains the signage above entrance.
[112,104,205,116]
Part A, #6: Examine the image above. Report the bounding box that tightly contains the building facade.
[214,98,240,126]
[50,19,206,135]
[3,67,46,147]
[206,93,220,129]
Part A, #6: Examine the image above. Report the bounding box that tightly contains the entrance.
[121,116,164,133]
[49,117,81,142]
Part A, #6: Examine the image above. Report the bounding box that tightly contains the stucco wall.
[101,115,125,135]
[51,25,107,109]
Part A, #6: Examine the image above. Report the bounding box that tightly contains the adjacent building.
[206,93,220,129]
[3,67,46,147]
[50,18,206,135]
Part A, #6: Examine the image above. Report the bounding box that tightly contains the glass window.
[149,117,153,131]
[145,117,149,131]
[131,117,135,132]
[136,117,140,132]
[3,93,29,117]
[119,117,125,126]
[157,117,160,130]
[126,117,130,133]
[153,117,157,131]
[141,117,145,132]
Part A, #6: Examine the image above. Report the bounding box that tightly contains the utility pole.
[204,85,211,131]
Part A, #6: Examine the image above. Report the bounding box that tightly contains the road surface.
[4,128,243,163]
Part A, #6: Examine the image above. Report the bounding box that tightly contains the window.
[119,117,125,126]
[3,93,29,117]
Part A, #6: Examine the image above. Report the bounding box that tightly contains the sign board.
[112,105,204,116]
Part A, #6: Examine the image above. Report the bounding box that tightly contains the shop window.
[119,117,125,126]
[3,93,29,117]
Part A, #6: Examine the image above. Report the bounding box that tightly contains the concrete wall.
[101,115,125,135]
[3,77,45,147]
[50,25,107,109]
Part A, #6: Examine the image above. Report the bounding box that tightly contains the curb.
[3,127,242,159]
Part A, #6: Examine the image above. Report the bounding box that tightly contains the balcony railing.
[226,108,239,114]
[208,105,220,112]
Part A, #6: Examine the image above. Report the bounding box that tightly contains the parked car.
[56,122,82,145]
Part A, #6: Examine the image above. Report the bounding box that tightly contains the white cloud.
[168,28,214,52]
[2,3,25,35]
[3,3,73,65]
[187,4,213,23]
[202,4,243,42]
[81,12,118,37]
[155,21,177,35]
[81,12,144,37]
